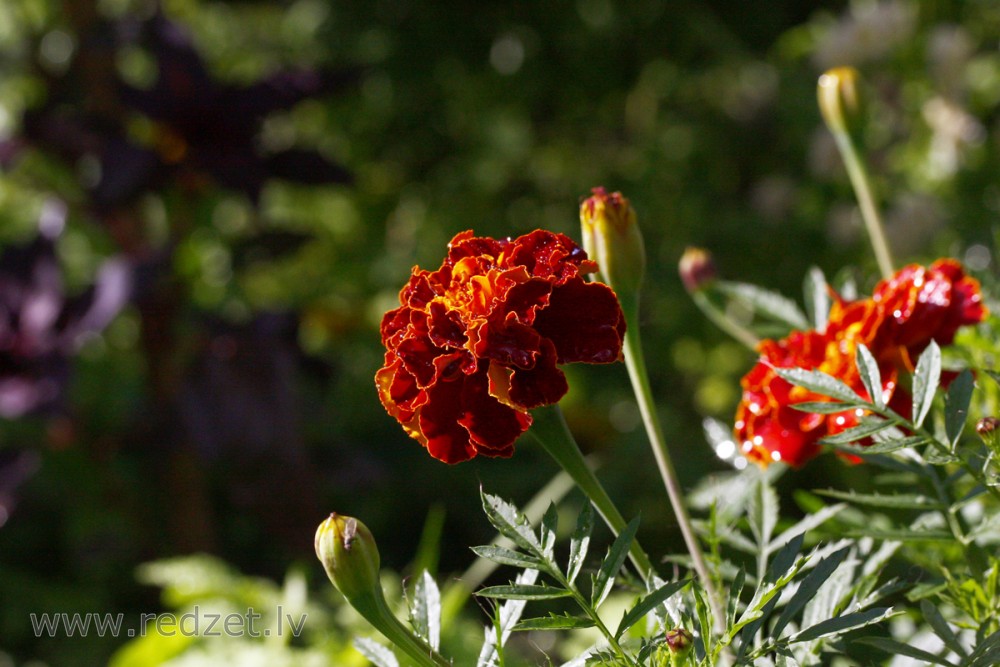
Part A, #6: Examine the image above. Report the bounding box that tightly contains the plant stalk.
[528,404,655,580]
[619,294,728,639]
[829,131,894,279]
[349,589,451,667]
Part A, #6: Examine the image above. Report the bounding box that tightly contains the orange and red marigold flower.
[736,259,987,467]
[377,230,625,464]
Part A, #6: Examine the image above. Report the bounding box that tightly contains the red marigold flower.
[377,230,625,464]
[735,260,986,467]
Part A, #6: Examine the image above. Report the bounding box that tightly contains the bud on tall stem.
[315,514,450,667]
[580,187,646,298]
[817,67,894,279]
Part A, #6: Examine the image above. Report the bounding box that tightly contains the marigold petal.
[458,368,531,456]
[533,279,624,364]
[419,377,478,463]
[508,339,569,409]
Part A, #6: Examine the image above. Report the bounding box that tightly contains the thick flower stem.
[528,404,655,580]
[829,128,894,280]
[348,589,451,667]
[619,295,727,639]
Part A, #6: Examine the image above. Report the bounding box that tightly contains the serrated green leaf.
[920,599,967,658]
[480,490,542,557]
[766,504,845,555]
[819,418,894,445]
[854,636,956,665]
[717,281,810,329]
[476,584,572,600]
[776,367,863,404]
[912,341,942,428]
[592,515,640,608]
[804,266,830,331]
[513,614,596,631]
[815,489,945,510]
[567,502,594,585]
[470,545,544,570]
[727,569,745,630]
[791,401,868,414]
[354,637,400,667]
[614,579,690,640]
[855,344,884,409]
[945,369,974,450]
[771,546,851,639]
[844,527,953,541]
[748,478,778,553]
[410,570,441,651]
[833,435,928,455]
[540,503,558,558]
[790,606,894,643]
[966,628,1000,667]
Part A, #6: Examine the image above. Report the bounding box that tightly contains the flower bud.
[580,187,646,296]
[315,513,381,601]
[653,628,694,666]
[817,66,864,139]
[678,247,717,293]
[977,417,1000,457]
[665,627,693,654]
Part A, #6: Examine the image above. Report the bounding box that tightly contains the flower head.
[377,230,625,463]
[736,260,985,467]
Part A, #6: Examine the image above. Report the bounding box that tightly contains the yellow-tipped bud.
[678,247,717,293]
[817,66,863,138]
[580,187,646,295]
[315,513,381,601]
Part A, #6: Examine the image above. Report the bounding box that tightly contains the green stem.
[619,295,728,639]
[528,404,655,580]
[349,589,451,667]
[830,131,894,279]
[692,289,760,351]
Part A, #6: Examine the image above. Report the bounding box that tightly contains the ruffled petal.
[533,279,624,364]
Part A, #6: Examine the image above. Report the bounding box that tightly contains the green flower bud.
[315,513,381,601]
[817,66,864,139]
[678,247,717,293]
[580,187,646,296]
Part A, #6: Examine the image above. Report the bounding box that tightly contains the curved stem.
[619,295,727,639]
[692,290,760,351]
[349,589,451,667]
[830,132,894,279]
[528,404,655,580]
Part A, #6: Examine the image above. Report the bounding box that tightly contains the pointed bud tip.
[579,187,645,293]
[818,66,863,136]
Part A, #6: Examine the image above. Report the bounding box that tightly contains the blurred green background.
[1,0,999,664]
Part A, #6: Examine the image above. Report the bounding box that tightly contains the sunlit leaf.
[944,369,974,450]
[513,614,595,631]
[614,579,690,640]
[354,637,399,667]
[592,516,639,608]
[567,502,593,586]
[716,281,809,329]
[790,606,894,643]
[912,341,941,428]
[776,367,863,404]
[855,344,884,410]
